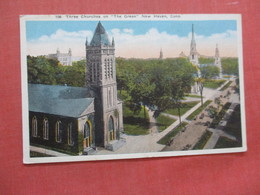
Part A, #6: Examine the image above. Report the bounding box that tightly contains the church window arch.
[43,118,49,140]
[55,121,62,143]
[67,123,74,146]
[32,116,38,137]
[108,116,116,141]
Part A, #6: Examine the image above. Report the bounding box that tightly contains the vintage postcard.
[20,14,246,164]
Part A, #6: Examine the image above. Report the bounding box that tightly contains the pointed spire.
[215,44,219,57]
[90,22,111,46]
[159,48,163,59]
[85,37,88,46]
[112,37,115,46]
[191,24,195,44]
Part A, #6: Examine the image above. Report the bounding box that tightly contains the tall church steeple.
[214,44,222,78]
[85,22,123,149]
[189,24,199,66]
[159,48,163,59]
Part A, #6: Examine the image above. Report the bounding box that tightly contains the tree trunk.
[200,92,203,106]
[143,106,146,119]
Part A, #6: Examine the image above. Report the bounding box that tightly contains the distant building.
[179,51,187,58]
[189,24,199,66]
[29,22,125,156]
[46,48,72,66]
[159,48,163,59]
[214,44,223,78]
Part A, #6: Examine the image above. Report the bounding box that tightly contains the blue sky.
[26,20,238,58]
[27,20,237,40]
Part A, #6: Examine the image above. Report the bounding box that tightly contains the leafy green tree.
[128,73,155,118]
[200,65,220,79]
[221,58,238,75]
[195,77,205,106]
[27,55,58,84]
[199,57,214,65]
[63,60,86,87]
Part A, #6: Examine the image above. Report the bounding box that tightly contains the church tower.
[214,44,223,78]
[85,22,124,150]
[189,24,199,66]
[159,48,163,59]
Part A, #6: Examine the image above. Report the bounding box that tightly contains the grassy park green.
[192,130,213,150]
[220,81,232,91]
[186,100,212,120]
[214,136,241,148]
[123,105,150,135]
[156,115,176,132]
[165,101,200,116]
[204,79,226,89]
[157,122,188,145]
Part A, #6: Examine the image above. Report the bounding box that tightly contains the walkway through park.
[97,79,236,155]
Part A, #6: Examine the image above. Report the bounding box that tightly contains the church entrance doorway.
[84,121,93,148]
[109,116,116,141]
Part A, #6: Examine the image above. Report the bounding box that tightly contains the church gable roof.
[90,22,111,46]
[28,84,94,118]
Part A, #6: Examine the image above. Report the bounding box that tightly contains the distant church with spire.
[159,48,163,59]
[189,24,199,66]
[179,24,223,80]
[28,22,125,156]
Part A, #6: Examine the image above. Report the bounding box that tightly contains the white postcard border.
[20,14,247,164]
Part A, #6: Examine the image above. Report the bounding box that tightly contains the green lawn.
[157,122,188,145]
[123,105,150,135]
[220,81,232,91]
[156,115,176,132]
[204,80,226,89]
[165,101,199,116]
[222,104,242,142]
[186,100,212,120]
[185,94,204,98]
[192,130,213,150]
[214,136,241,148]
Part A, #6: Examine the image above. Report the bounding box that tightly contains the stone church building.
[29,22,125,156]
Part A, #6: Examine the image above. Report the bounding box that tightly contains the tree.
[27,55,58,85]
[63,60,86,87]
[199,57,214,65]
[221,57,238,75]
[195,77,205,106]
[200,65,220,79]
[128,72,155,118]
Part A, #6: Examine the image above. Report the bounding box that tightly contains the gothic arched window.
[43,118,49,140]
[67,123,74,145]
[55,121,62,143]
[32,116,38,137]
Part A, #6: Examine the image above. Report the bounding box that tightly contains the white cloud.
[27,28,237,58]
[27,29,93,57]
[123,28,134,34]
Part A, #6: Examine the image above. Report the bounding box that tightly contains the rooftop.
[90,22,111,46]
[28,84,94,118]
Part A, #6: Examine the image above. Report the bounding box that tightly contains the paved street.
[34,79,237,156]
[97,78,238,155]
